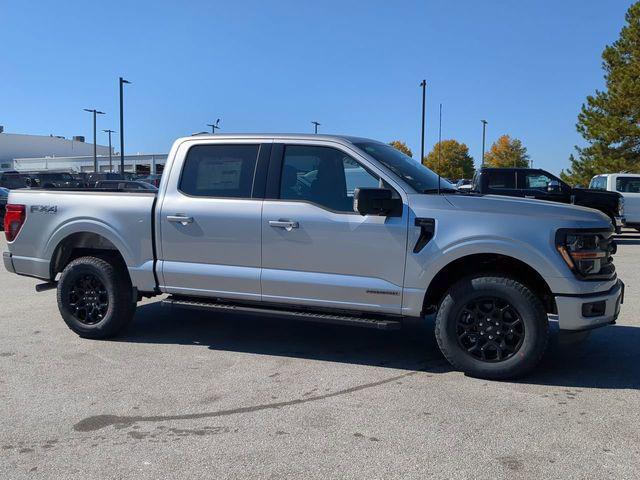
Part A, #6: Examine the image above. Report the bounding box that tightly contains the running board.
[161,296,402,330]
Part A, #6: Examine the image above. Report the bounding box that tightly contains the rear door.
[260,142,408,314]
[158,141,270,301]
[484,170,521,197]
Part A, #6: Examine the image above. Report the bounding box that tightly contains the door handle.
[269,220,299,231]
[167,214,194,225]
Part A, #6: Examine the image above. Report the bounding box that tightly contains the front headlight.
[619,197,625,216]
[556,229,616,279]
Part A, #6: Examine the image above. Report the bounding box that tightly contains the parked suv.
[472,168,625,232]
[2,135,624,380]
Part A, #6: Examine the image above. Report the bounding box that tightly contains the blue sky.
[0,0,634,174]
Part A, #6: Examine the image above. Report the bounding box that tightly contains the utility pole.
[420,79,426,162]
[311,121,321,134]
[119,77,131,174]
[103,129,116,172]
[84,108,105,172]
[207,119,221,134]
[481,119,488,168]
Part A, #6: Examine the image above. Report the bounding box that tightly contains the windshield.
[353,142,454,192]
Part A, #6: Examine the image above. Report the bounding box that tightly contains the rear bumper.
[3,251,15,273]
[554,279,624,331]
[2,251,50,280]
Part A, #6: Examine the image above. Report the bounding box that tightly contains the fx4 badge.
[30,205,58,214]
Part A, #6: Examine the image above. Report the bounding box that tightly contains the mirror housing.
[547,180,561,193]
[354,188,402,216]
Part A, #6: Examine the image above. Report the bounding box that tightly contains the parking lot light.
[84,108,105,172]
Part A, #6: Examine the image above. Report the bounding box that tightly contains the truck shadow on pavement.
[118,302,640,389]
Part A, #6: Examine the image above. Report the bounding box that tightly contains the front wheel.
[435,276,549,380]
[57,256,136,339]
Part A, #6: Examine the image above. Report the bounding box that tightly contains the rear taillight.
[4,204,26,242]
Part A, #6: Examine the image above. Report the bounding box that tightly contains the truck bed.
[5,189,157,291]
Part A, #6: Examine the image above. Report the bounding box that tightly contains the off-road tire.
[57,256,136,339]
[435,275,549,380]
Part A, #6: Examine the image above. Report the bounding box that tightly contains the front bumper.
[554,279,624,331]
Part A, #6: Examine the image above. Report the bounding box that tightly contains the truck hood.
[429,193,612,228]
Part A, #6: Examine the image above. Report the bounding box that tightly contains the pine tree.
[561,1,640,186]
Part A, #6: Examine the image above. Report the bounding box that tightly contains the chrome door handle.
[269,220,299,231]
[167,214,194,225]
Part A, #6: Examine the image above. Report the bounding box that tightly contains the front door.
[261,143,408,314]
[159,142,266,301]
[519,170,571,203]
[615,176,640,224]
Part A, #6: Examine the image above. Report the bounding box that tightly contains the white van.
[590,173,640,230]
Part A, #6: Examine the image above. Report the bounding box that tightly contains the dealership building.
[0,128,166,174]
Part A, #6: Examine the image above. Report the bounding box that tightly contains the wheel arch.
[49,231,128,280]
[423,253,556,315]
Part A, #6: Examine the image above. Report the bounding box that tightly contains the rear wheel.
[57,256,136,339]
[435,276,548,380]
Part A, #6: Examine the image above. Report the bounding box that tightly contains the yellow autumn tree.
[484,135,530,168]
[423,139,475,179]
[389,140,413,157]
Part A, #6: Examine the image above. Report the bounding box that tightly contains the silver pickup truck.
[3,134,624,379]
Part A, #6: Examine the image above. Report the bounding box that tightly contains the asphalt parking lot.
[1,233,639,480]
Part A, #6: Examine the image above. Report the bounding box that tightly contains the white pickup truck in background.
[590,173,640,230]
[3,134,624,380]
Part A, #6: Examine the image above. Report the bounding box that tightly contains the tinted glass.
[280,145,380,212]
[180,144,259,198]
[353,142,453,192]
[616,176,640,193]
[487,172,516,190]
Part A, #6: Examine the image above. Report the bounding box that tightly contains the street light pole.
[84,108,105,172]
[103,129,116,172]
[481,119,488,168]
[206,119,221,134]
[311,121,321,134]
[420,79,426,162]
[119,77,131,174]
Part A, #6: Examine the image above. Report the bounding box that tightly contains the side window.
[487,172,516,190]
[525,172,552,190]
[616,177,640,193]
[179,144,259,198]
[279,145,380,213]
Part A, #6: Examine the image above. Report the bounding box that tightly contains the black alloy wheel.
[68,273,109,325]
[456,297,525,362]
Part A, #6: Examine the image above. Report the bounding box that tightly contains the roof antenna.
[437,103,442,194]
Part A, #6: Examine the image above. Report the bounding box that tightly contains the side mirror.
[354,188,402,216]
[547,180,561,193]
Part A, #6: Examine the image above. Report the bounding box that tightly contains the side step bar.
[161,296,402,330]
